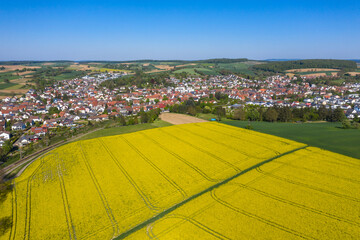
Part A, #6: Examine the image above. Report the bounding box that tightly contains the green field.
[223,120,360,159]
[77,120,172,141]
[52,71,85,80]
[0,82,18,89]
[216,61,259,75]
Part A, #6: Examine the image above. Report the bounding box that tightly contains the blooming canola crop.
[0,122,358,239]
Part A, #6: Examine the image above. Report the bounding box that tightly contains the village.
[0,72,359,148]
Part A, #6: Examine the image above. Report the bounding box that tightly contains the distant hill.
[252,59,357,73]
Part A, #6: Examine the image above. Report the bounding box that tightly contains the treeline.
[231,105,346,122]
[0,61,72,65]
[81,58,248,65]
[100,71,174,89]
[169,98,348,123]
[252,59,357,73]
[110,108,161,126]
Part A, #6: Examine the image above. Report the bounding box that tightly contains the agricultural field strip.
[114,145,307,239]
[78,142,119,238]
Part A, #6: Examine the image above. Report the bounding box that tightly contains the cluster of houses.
[0,73,359,147]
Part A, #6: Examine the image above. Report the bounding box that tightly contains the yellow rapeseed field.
[126,147,360,239]
[0,122,358,239]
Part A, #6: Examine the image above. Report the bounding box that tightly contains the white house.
[0,131,11,140]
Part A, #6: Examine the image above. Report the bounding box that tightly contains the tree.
[140,110,149,123]
[331,107,345,122]
[278,107,292,122]
[2,140,12,156]
[233,108,246,120]
[119,115,127,126]
[215,106,225,121]
[318,105,328,120]
[246,107,260,121]
[342,119,351,129]
[264,107,278,122]
[187,106,197,116]
[48,107,60,115]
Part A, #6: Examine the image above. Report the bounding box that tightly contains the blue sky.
[0,0,359,60]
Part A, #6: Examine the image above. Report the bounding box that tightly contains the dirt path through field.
[160,113,207,125]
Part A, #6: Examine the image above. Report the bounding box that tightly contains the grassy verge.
[77,120,172,141]
[223,120,360,159]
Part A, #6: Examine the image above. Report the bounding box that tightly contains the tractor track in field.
[175,125,263,159]
[157,128,241,172]
[113,146,307,240]
[98,139,162,212]
[275,160,360,185]
[78,142,120,238]
[230,183,360,227]
[120,136,187,199]
[140,132,224,183]
[256,167,360,203]
[9,183,17,240]
[150,214,231,240]
[56,156,77,240]
[219,123,292,146]
[209,190,315,240]
[23,157,47,240]
[193,123,282,155]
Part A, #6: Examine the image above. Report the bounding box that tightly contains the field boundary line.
[113,146,307,239]
[97,139,162,212]
[78,142,119,238]
[120,136,187,199]
[158,128,241,171]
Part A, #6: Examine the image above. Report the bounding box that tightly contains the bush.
[0,217,12,236]
[342,120,352,129]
